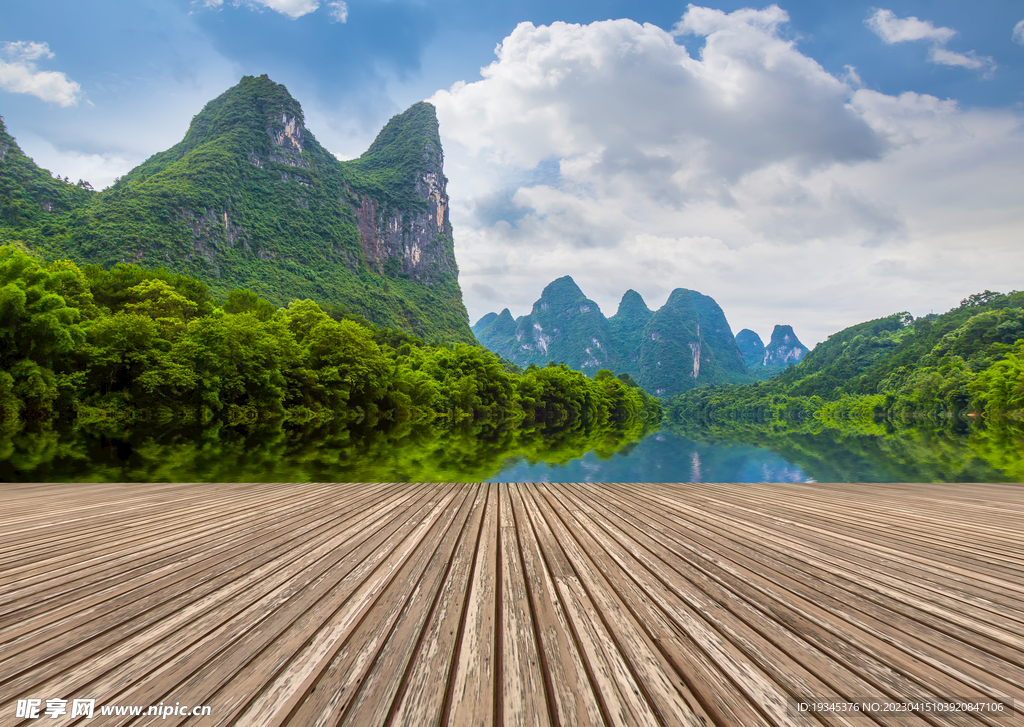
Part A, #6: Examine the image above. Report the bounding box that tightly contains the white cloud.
[2,41,54,61]
[865,9,955,44]
[1012,20,1024,45]
[0,41,82,106]
[842,64,864,87]
[199,0,320,20]
[866,9,995,77]
[326,1,348,23]
[928,47,996,76]
[432,7,1024,346]
[14,133,138,190]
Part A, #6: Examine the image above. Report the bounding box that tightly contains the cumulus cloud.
[326,1,348,23]
[928,47,996,75]
[199,0,320,20]
[866,9,995,76]
[842,65,864,87]
[865,9,955,44]
[3,41,54,61]
[0,41,82,106]
[1012,20,1024,45]
[432,7,1024,345]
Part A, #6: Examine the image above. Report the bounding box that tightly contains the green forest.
[0,77,474,344]
[0,245,660,445]
[667,290,1024,436]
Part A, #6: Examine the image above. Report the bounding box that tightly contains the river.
[2,419,1020,483]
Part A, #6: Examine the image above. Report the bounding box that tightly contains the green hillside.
[735,329,765,368]
[668,290,1024,428]
[0,75,472,344]
[607,289,652,371]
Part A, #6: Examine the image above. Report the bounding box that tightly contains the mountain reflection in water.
[1,419,1021,483]
[490,431,815,483]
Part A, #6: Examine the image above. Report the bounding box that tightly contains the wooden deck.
[1,481,1022,726]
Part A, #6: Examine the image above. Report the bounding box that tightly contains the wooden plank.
[537,484,790,727]
[563,482,917,727]
[595,482,1013,726]
[0,483,433,719]
[94,482,446,727]
[201,484,463,727]
[496,483,550,727]
[302,483,479,726]
[507,483,605,727]
[655,486,1024,699]
[519,485,665,727]
[387,484,489,727]
[444,484,498,727]
[0,482,394,658]
[2,481,1023,727]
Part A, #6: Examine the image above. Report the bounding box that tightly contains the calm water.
[2,420,1020,483]
[490,432,813,483]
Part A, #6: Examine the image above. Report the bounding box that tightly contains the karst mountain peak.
[0,75,471,343]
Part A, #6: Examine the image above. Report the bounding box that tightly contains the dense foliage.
[0,77,473,344]
[667,290,1024,430]
[0,246,660,441]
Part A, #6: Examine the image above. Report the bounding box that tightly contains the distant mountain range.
[736,325,808,370]
[0,75,473,343]
[473,276,807,397]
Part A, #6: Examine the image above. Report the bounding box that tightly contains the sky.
[2,1,1024,346]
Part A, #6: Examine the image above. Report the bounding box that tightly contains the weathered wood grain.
[1,481,1021,726]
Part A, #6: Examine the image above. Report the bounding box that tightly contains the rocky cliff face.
[352,168,457,285]
[342,99,461,289]
[735,325,808,375]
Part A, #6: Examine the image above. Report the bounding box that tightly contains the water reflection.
[1,417,1021,483]
[0,419,656,483]
[490,431,815,483]
[667,420,1024,483]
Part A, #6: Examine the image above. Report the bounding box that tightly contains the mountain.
[472,308,518,352]
[474,276,619,371]
[735,329,765,368]
[764,325,807,367]
[471,311,499,336]
[735,325,808,372]
[474,279,751,396]
[0,75,473,343]
[608,289,652,371]
[0,118,94,227]
[635,289,748,396]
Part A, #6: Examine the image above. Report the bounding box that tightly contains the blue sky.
[3,1,1024,344]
